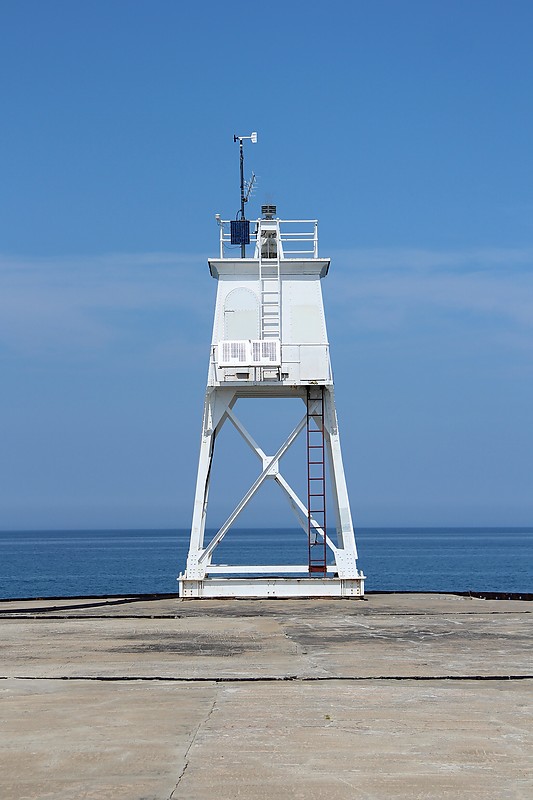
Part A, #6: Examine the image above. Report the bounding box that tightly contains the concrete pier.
[1,593,531,799]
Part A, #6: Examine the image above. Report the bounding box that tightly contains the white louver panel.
[220,341,248,365]
[218,340,281,367]
[251,340,280,365]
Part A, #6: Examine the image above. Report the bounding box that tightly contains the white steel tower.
[179,137,365,598]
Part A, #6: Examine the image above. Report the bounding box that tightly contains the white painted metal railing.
[210,342,332,384]
[218,219,319,259]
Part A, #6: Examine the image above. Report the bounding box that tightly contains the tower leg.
[323,387,360,579]
[184,388,235,581]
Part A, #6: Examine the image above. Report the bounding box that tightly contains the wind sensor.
[232,131,257,257]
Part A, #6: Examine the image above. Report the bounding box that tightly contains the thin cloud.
[0,251,211,357]
[1,246,532,360]
[330,246,533,272]
[328,246,533,337]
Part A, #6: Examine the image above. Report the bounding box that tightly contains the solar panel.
[230,219,250,246]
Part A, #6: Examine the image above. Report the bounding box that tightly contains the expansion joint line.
[3,674,533,683]
[169,695,217,799]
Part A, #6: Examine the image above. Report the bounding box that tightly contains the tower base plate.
[179,576,365,599]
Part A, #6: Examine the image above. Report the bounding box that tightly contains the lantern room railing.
[217,219,319,259]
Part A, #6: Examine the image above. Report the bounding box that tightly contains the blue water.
[0,528,531,599]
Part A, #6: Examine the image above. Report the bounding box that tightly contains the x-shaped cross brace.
[198,404,337,567]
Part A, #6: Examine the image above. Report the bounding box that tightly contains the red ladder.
[307,388,327,574]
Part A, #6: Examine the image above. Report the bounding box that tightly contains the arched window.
[223,288,260,340]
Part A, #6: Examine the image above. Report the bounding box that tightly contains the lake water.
[0,527,531,599]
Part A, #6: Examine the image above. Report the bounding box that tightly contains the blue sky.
[1,0,532,530]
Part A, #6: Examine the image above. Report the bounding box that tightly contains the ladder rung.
[307,387,326,574]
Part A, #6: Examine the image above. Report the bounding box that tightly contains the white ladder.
[258,219,281,340]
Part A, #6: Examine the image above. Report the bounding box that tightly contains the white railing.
[218,219,319,259]
[210,342,332,384]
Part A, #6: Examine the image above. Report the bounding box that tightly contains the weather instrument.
[231,132,257,257]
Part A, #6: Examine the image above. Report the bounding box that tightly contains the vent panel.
[218,339,281,367]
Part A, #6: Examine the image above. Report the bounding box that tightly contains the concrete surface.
[0,594,531,799]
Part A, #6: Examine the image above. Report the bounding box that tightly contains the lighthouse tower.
[179,136,365,598]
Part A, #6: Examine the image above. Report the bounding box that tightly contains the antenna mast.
[233,131,257,257]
